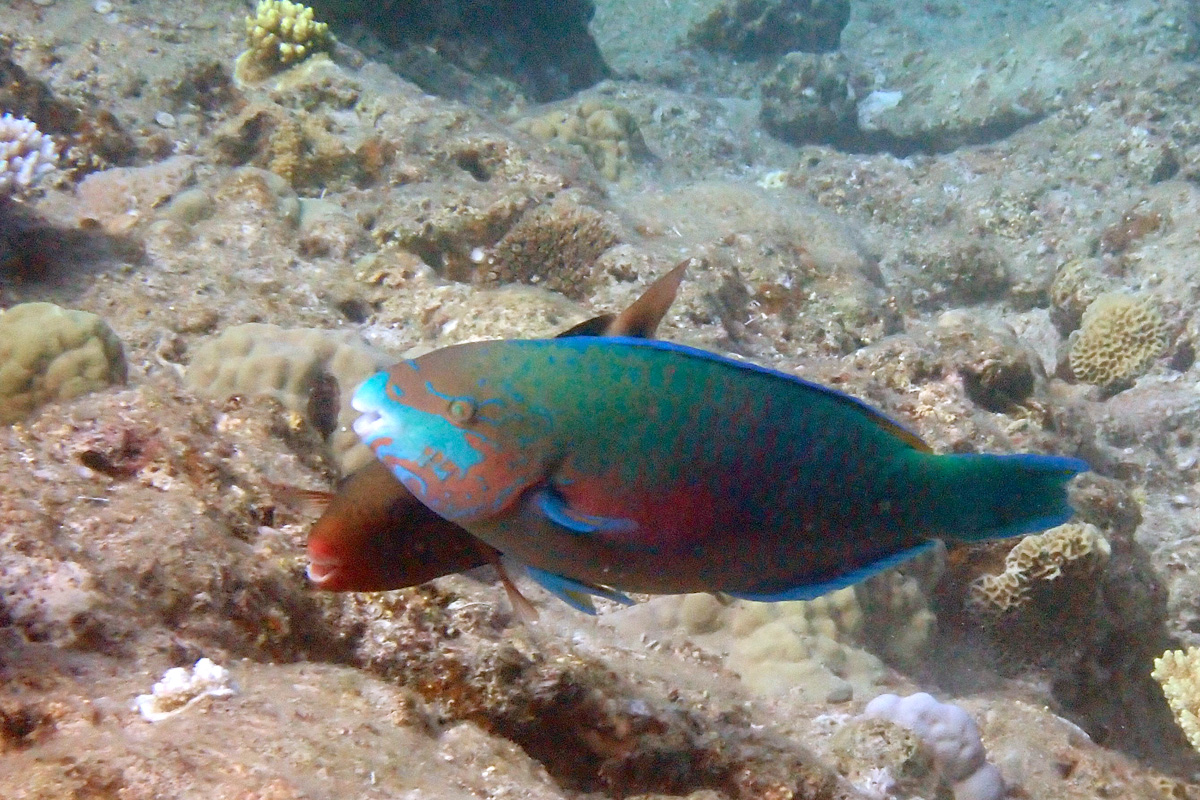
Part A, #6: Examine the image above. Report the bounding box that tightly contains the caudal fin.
[930,453,1089,541]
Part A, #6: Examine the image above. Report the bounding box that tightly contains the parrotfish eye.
[448,398,476,423]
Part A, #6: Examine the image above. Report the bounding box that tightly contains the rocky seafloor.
[4,0,1200,797]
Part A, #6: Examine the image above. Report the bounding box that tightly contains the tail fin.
[929,453,1089,541]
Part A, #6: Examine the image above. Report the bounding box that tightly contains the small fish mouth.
[305,555,342,586]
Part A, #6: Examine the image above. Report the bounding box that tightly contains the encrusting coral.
[0,303,127,425]
[1068,291,1167,390]
[0,113,56,197]
[235,0,334,84]
[482,192,619,299]
[184,323,391,475]
[1153,647,1200,753]
[520,101,650,182]
[966,523,1110,615]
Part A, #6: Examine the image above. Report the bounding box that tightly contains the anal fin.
[524,566,635,615]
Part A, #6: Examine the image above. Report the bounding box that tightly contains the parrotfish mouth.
[305,547,343,586]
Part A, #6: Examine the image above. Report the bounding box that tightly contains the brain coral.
[967,523,1110,615]
[185,324,391,475]
[0,302,126,424]
[1152,646,1200,753]
[1068,292,1166,389]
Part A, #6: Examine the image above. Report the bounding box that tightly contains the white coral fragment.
[133,658,236,722]
[0,113,57,196]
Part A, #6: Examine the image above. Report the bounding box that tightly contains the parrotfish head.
[351,344,554,524]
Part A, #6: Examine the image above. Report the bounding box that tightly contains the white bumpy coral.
[864,692,1005,800]
[0,114,57,196]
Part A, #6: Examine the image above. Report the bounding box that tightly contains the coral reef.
[609,553,940,702]
[898,239,1013,311]
[1154,647,1200,753]
[0,114,56,198]
[521,100,650,182]
[966,523,1110,615]
[329,588,847,798]
[0,554,101,647]
[1069,292,1167,390]
[481,192,619,298]
[213,102,362,191]
[760,53,861,147]
[185,323,392,475]
[688,0,850,58]
[0,37,135,178]
[0,302,126,425]
[863,692,1004,800]
[236,0,334,84]
[133,658,236,722]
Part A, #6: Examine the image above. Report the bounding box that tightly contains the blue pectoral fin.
[533,487,636,536]
[727,542,938,603]
[524,566,635,615]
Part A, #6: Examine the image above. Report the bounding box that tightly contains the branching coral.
[237,0,333,83]
[1153,647,1200,752]
[0,113,56,197]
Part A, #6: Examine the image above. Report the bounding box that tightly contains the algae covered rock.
[760,52,861,146]
[185,323,392,474]
[0,302,126,424]
[689,0,850,58]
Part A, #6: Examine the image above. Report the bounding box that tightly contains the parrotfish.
[301,262,689,597]
[352,332,1088,613]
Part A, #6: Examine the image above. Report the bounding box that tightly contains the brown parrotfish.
[299,262,689,607]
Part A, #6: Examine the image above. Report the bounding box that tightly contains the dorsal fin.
[556,314,617,338]
[555,260,689,340]
[606,259,689,338]
[267,481,335,515]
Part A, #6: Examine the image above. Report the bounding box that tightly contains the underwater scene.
[3,0,1200,797]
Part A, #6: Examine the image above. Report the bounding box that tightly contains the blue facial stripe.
[352,372,485,488]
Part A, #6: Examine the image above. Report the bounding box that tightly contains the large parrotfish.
[301,263,688,599]
[351,330,1088,613]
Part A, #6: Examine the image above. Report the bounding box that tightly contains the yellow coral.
[1153,647,1200,752]
[240,0,333,80]
[521,101,649,182]
[967,523,1110,614]
[1069,291,1167,388]
[0,303,126,424]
